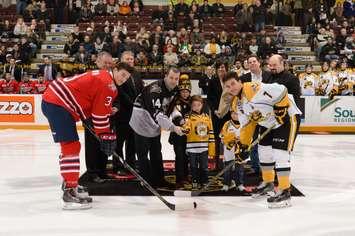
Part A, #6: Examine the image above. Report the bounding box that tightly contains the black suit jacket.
[239,70,271,83]
[4,64,22,82]
[38,64,57,80]
[266,70,301,107]
[113,71,144,123]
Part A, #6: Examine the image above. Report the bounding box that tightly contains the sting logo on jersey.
[195,122,208,138]
[0,96,35,122]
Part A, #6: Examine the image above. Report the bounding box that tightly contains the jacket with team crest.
[183,112,215,156]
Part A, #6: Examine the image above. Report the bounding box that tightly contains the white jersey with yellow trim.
[299,72,319,96]
[232,82,302,130]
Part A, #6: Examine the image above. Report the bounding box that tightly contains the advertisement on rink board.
[0,95,35,122]
[319,97,355,124]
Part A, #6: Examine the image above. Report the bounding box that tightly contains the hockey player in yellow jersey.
[298,64,319,96]
[222,72,301,208]
[182,95,215,190]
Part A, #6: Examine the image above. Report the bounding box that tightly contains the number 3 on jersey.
[105,96,113,106]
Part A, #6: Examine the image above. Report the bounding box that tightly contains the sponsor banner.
[303,96,355,126]
[0,96,35,122]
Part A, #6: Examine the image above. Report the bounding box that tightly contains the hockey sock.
[277,174,291,190]
[261,167,275,183]
[59,141,81,188]
[258,145,275,183]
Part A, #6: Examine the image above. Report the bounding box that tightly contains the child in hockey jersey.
[168,74,191,189]
[183,95,215,189]
[220,111,247,193]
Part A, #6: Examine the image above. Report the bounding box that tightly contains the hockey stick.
[174,123,277,197]
[82,122,180,211]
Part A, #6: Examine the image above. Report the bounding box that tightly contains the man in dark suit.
[207,60,230,169]
[38,56,57,81]
[239,55,271,175]
[3,57,22,82]
[112,51,144,174]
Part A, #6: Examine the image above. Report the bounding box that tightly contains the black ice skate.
[251,182,275,199]
[267,188,291,209]
[62,182,92,203]
[62,188,92,210]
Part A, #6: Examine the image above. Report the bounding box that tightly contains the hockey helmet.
[178,74,192,91]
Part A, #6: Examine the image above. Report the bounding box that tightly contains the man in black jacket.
[129,67,184,187]
[3,57,22,82]
[112,51,144,173]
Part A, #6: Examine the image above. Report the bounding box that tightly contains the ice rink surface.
[0,129,355,236]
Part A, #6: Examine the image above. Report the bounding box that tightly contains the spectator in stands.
[3,57,22,82]
[113,21,128,41]
[258,36,277,59]
[149,25,164,48]
[174,0,189,17]
[184,11,198,30]
[130,0,143,12]
[212,0,225,17]
[240,59,250,76]
[252,0,266,32]
[235,4,253,32]
[83,35,95,55]
[71,25,84,43]
[204,36,221,56]
[276,5,292,26]
[109,35,125,58]
[94,0,107,16]
[343,36,355,66]
[74,44,90,64]
[23,3,37,22]
[0,20,13,39]
[12,44,21,61]
[165,30,178,46]
[36,1,51,29]
[39,56,57,81]
[343,0,353,19]
[135,50,149,66]
[16,0,27,15]
[164,47,179,66]
[178,51,191,67]
[19,36,32,64]
[336,28,348,51]
[218,31,229,46]
[231,59,243,76]
[233,0,243,17]
[249,37,259,55]
[0,72,19,94]
[0,46,6,64]
[131,1,142,16]
[107,0,119,15]
[94,37,106,54]
[152,5,167,23]
[53,0,67,24]
[163,39,176,53]
[320,37,339,61]
[64,34,80,56]
[164,13,178,31]
[118,0,131,16]
[330,3,345,24]
[149,44,163,66]
[191,48,208,66]
[199,0,212,18]
[13,17,28,37]
[78,2,93,23]
[190,27,204,50]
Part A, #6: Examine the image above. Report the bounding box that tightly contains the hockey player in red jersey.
[0,72,19,94]
[33,75,49,94]
[19,73,35,94]
[42,62,134,210]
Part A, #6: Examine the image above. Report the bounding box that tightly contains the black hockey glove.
[99,133,117,156]
[235,142,250,163]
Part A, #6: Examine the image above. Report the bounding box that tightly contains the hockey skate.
[221,185,229,191]
[251,182,275,199]
[267,188,291,209]
[62,182,93,203]
[62,188,92,210]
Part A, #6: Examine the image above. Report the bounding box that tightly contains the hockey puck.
[193,202,197,209]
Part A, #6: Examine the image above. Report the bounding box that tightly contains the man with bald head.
[267,54,301,108]
[84,52,115,183]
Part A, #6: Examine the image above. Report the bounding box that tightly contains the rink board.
[0,94,354,133]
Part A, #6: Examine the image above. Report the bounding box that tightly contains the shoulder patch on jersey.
[150,83,162,94]
[108,82,117,92]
